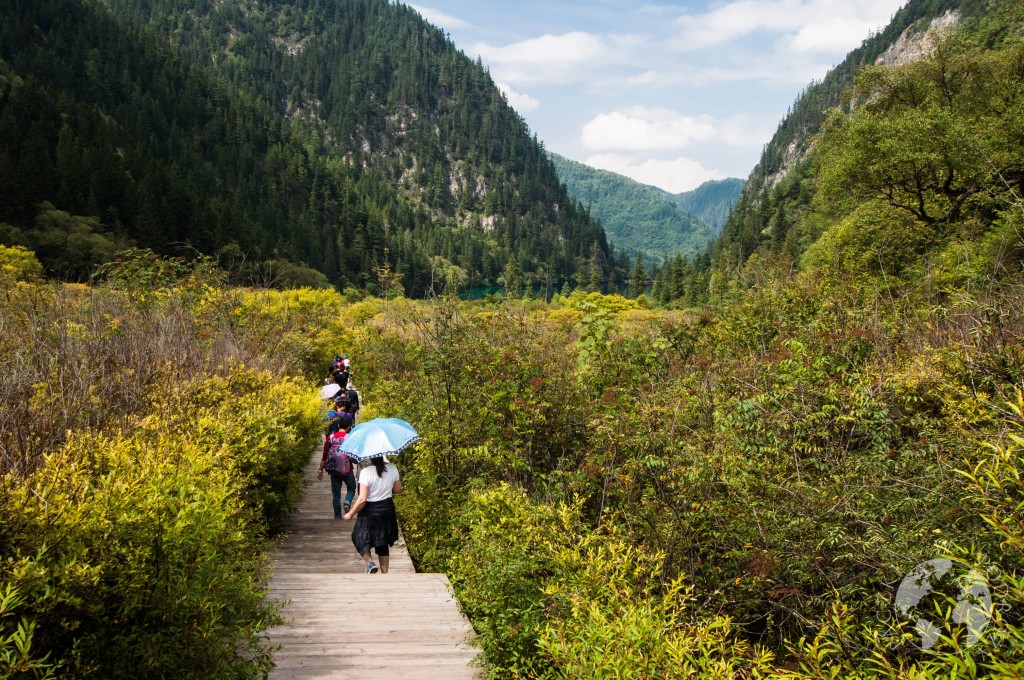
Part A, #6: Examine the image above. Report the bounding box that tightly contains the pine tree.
[587,241,602,292]
[629,251,646,299]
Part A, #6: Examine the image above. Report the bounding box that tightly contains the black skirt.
[351,497,399,554]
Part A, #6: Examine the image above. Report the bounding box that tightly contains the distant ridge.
[550,153,742,258]
[668,178,744,234]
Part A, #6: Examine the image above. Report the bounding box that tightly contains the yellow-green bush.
[439,485,775,678]
[222,287,352,378]
[802,200,935,279]
[0,245,43,285]
[539,544,774,679]
[562,290,643,314]
[357,274,1023,676]
[777,396,1024,678]
[1,264,327,678]
[162,369,323,528]
[0,369,318,678]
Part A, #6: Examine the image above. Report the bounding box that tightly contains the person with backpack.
[331,401,355,431]
[318,415,356,518]
[327,354,350,383]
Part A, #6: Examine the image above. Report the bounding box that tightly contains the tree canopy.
[0,0,610,294]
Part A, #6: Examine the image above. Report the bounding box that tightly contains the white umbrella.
[320,383,342,399]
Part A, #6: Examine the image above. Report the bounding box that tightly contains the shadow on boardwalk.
[265,449,479,679]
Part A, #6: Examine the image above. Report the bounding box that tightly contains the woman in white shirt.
[343,456,402,574]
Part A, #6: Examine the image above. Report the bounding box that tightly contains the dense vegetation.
[5,0,1024,677]
[4,243,1022,678]
[671,177,744,235]
[0,0,611,295]
[0,247,339,678]
[349,275,1023,677]
[549,153,734,258]
[707,0,1012,290]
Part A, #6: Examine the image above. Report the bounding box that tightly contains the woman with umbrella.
[341,418,419,574]
[343,457,401,573]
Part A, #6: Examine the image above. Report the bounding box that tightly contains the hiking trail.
[265,448,478,678]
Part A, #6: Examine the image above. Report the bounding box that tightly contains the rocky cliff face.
[876,9,960,66]
[766,139,810,189]
[761,9,961,191]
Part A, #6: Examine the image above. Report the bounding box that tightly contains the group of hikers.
[318,355,402,575]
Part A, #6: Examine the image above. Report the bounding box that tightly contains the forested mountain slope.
[551,153,739,257]
[709,0,1007,277]
[671,178,744,234]
[0,0,609,294]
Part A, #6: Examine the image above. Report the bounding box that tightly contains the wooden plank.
[265,447,479,679]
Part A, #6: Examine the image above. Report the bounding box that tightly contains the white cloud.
[469,32,628,85]
[584,153,725,194]
[582,108,717,151]
[497,82,540,112]
[660,55,835,88]
[408,4,471,30]
[406,0,907,189]
[673,1,793,50]
[672,0,903,53]
[581,107,771,153]
[789,18,878,52]
[577,109,777,190]
[716,114,779,148]
[625,70,659,86]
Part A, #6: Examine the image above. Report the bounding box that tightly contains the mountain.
[550,153,740,258]
[0,0,610,294]
[671,178,744,234]
[709,0,1009,276]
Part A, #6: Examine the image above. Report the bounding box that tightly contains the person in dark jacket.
[344,386,360,420]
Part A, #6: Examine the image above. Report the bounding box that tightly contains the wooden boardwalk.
[265,449,478,679]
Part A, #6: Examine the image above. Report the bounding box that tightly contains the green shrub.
[0,245,43,285]
[164,369,322,528]
[538,537,774,679]
[0,271,325,678]
[357,278,1022,675]
[802,200,935,279]
[2,429,270,677]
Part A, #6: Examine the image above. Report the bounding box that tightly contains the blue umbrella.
[339,417,421,462]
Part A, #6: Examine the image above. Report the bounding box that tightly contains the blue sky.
[407,0,907,193]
